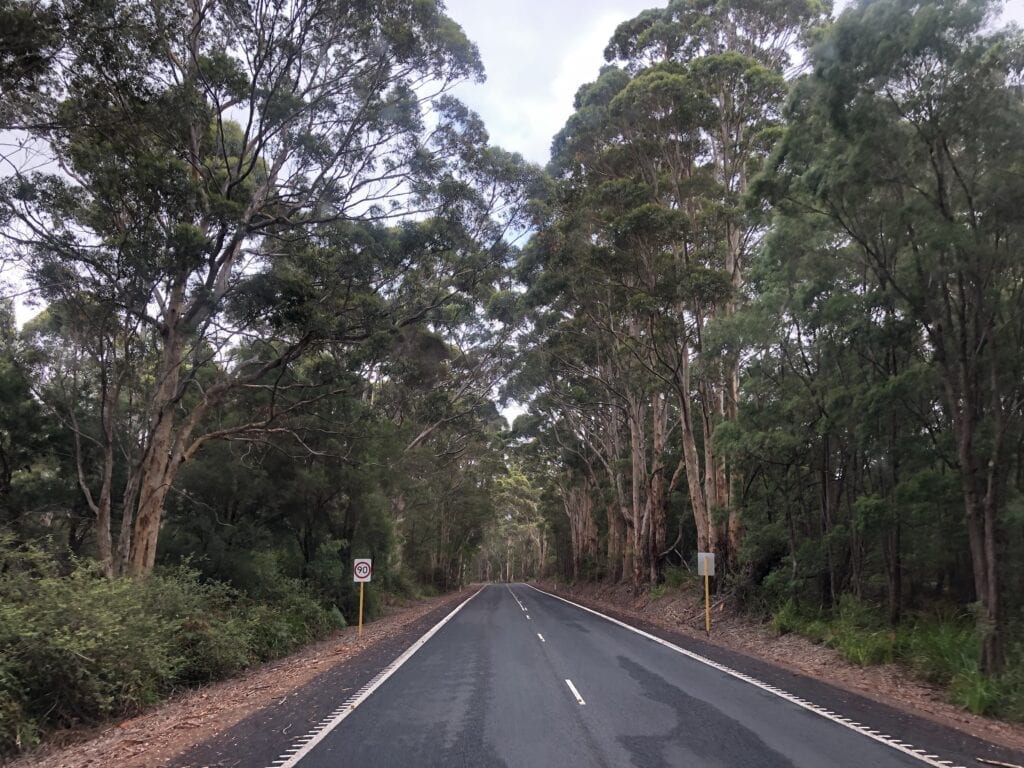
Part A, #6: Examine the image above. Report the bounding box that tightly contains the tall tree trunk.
[564,483,598,582]
[72,360,120,578]
[648,391,669,583]
[605,409,631,582]
[627,394,649,589]
[820,436,836,608]
[938,316,1007,673]
[126,326,186,576]
[702,383,727,576]
[607,501,625,581]
[674,349,711,553]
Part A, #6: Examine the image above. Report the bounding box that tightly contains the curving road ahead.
[248,584,987,768]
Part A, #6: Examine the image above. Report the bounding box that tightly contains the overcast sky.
[444,0,654,165]
[444,0,1024,167]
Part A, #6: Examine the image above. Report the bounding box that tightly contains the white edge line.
[565,678,586,705]
[270,588,484,768]
[526,585,960,768]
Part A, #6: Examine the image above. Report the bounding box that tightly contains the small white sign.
[697,552,715,577]
[353,558,372,582]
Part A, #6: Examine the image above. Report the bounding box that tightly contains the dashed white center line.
[565,678,586,705]
[537,633,546,642]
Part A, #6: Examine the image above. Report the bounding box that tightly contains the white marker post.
[353,558,372,637]
[697,552,715,635]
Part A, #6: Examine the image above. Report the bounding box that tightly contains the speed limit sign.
[353,558,372,583]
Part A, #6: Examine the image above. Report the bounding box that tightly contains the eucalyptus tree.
[762,0,1024,671]
[601,0,825,568]
[0,0,520,575]
[521,0,824,585]
[520,189,664,587]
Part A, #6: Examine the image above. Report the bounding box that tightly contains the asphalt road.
[257,584,986,768]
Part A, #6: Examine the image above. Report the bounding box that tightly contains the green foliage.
[771,597,1024,719]
[0,559,179,748]
[761,0,1024,673]
[243,591,342,663]
[903,619,977,686]
[141,570,252,685]
[950,670,1004,716]
[0,538,342,757]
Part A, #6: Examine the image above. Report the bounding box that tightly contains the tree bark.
[674,347,711,553]
[126,320,186,576]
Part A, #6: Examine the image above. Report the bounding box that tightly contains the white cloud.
[445,0,654,164]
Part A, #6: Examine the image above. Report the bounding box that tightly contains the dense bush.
[772,596,1024,719]
[0,538,344,757]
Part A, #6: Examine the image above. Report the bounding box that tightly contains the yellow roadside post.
[697,552,715,636]
[353,558,372,638]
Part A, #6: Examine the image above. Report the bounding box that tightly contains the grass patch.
[771,596,1024,720]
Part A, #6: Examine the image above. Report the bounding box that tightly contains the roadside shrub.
[244,591,342,662]
[771,598,802,635]
[245,603,299,661]
[901,618,976,685]
[832,629,896,666]
[769,592,1024,721]
[950,667,1002,715]
[0,664,37,755]
[0,563,179,739]
[752,568,798,617]
[276,589,341,645]
[0,543,346,758]
[144,568,253,685]
[1000,647,1024,721]
[174,613,253,685]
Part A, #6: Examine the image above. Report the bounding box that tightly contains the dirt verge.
[6,589,470,768]
[535,579,1024,754]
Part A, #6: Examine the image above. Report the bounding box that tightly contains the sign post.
[353,558,372,637]
[697,552,715,635]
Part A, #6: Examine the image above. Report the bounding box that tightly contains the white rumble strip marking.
[264,589,483,768]
[537,633,546,642]
[527,585,967,768]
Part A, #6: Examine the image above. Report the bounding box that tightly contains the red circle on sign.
[354,561,371,578]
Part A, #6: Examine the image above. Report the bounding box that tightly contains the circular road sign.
[353,559,372,582]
